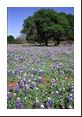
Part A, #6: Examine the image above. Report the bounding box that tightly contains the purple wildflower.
[33,101,40,108]
[29,82,36,89]
[44,101,50,108]
[7,92,12,100]
[30,74,34,80]
[22,76,27,83]
[32,68,38,75]
[67,95,74,102]
[27,64,30,69]
[38,70,43,76]
[15,84,20,93]
[18,80,24,88]
[16,98,22,109]
[24,85,29,93]
[44,98,53,108]
[47,97,53,106]
[12,70,16,77]
[51,79,56,86]
[38,77,43,83]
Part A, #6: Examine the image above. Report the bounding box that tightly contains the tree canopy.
[7,35,16,44]
[21,9,74,46]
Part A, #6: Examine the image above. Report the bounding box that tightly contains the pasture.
[7,44,74,109]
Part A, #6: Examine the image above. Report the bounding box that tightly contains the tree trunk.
[45,33,48,46]
[45,39,48,46]
[54,40,60,46]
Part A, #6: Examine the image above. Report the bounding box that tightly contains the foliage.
[7,35,26,44]
[21,9,74,46]
[7,35,16,44]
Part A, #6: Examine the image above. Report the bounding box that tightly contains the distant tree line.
[7,9,74,46]
[7,35,26,44]
[7,35,16,44]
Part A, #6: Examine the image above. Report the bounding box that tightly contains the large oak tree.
[21,9,74,46]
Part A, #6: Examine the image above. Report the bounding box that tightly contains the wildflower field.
[7,44,74,109]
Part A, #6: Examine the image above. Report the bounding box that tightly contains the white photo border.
[0,0,81,116]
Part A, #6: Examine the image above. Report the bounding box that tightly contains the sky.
[7,7,74,38]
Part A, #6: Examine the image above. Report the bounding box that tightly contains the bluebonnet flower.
[47,97,53,106]
[53,62,64,69]
[24,85,29,93]
[32,68,38,74]
[51,79,56,86]
[44,101,50,108]
[38,77,43,83]
[44,97,53,108]
[16,97,22,109]
[30,74,34,80]
[18,80,24,88]
[12,70,16,76]
[67,95,74,102]
[13,67,21,75]
[38,70,43,76]
[27,64,30,69]
[22,76,27,83]
[30,82,36,89]
[15,84,20,93]
[15,67,19,73]
[7,92,12,100]
[32,100,40,108]
[19,66,23,73]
